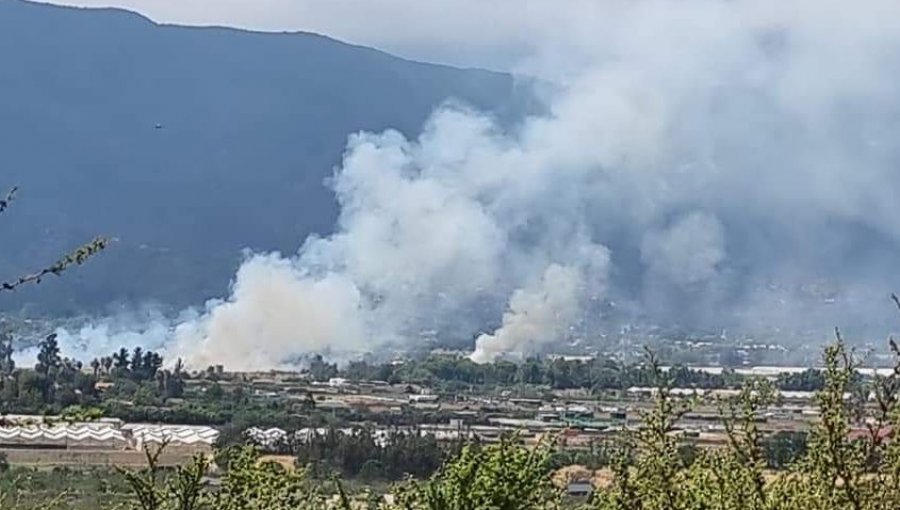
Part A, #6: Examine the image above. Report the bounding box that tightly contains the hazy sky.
[36,0,582,71]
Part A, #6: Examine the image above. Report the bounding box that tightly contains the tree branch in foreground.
[0,187,17,215]
[1,237,108,292]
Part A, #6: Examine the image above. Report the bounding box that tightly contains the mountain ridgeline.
[0,0,528,314]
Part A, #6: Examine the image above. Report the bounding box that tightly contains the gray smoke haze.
[53,0,900,368]
[12,308,179,367]
[642,212,725,289]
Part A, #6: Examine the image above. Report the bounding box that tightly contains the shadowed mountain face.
[0,0,525,314]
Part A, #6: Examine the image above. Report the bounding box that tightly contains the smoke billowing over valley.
[11,0,900,369]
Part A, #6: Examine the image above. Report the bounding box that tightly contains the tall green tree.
[113,348,131,373]
[35,334,61,375]
[0,332,15,375]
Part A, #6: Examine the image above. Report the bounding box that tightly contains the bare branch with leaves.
[1,185,108,292]
[0,237,108,292]
[0,187,16,215]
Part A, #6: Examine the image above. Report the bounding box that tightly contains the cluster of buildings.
[0,415,218,466]
[0,362,872,470]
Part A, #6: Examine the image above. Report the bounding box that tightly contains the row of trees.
[88,347,163,381]
[335,354,829,392]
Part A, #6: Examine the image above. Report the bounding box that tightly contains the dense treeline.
[334,355,830,392]
[233,425,808,483]
[540,431,808,473]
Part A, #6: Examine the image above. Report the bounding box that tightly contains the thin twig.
[0,237,108,292]
[0,187,16,214]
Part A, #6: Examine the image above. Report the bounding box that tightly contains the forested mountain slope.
[0,0,526,313]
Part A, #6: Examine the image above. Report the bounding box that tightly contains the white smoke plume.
[163,106,619,368]
[168,254,366,371]
[53,0,900,368]
[12,308,178,367]
[471,253,608,363]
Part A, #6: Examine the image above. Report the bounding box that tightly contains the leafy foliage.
[393,435,559,510]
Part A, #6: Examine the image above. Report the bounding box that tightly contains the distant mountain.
[0,0,529,314]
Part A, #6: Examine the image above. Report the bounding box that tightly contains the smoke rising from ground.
[53,0,900,368]
[472,253,609,363]
[169,255,366,371]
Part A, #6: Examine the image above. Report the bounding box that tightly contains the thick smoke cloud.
[472,252,609,363]
[471,265,584,364]
[164,107,618,368]
[169,255,365,371]
[54,0,900,368]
